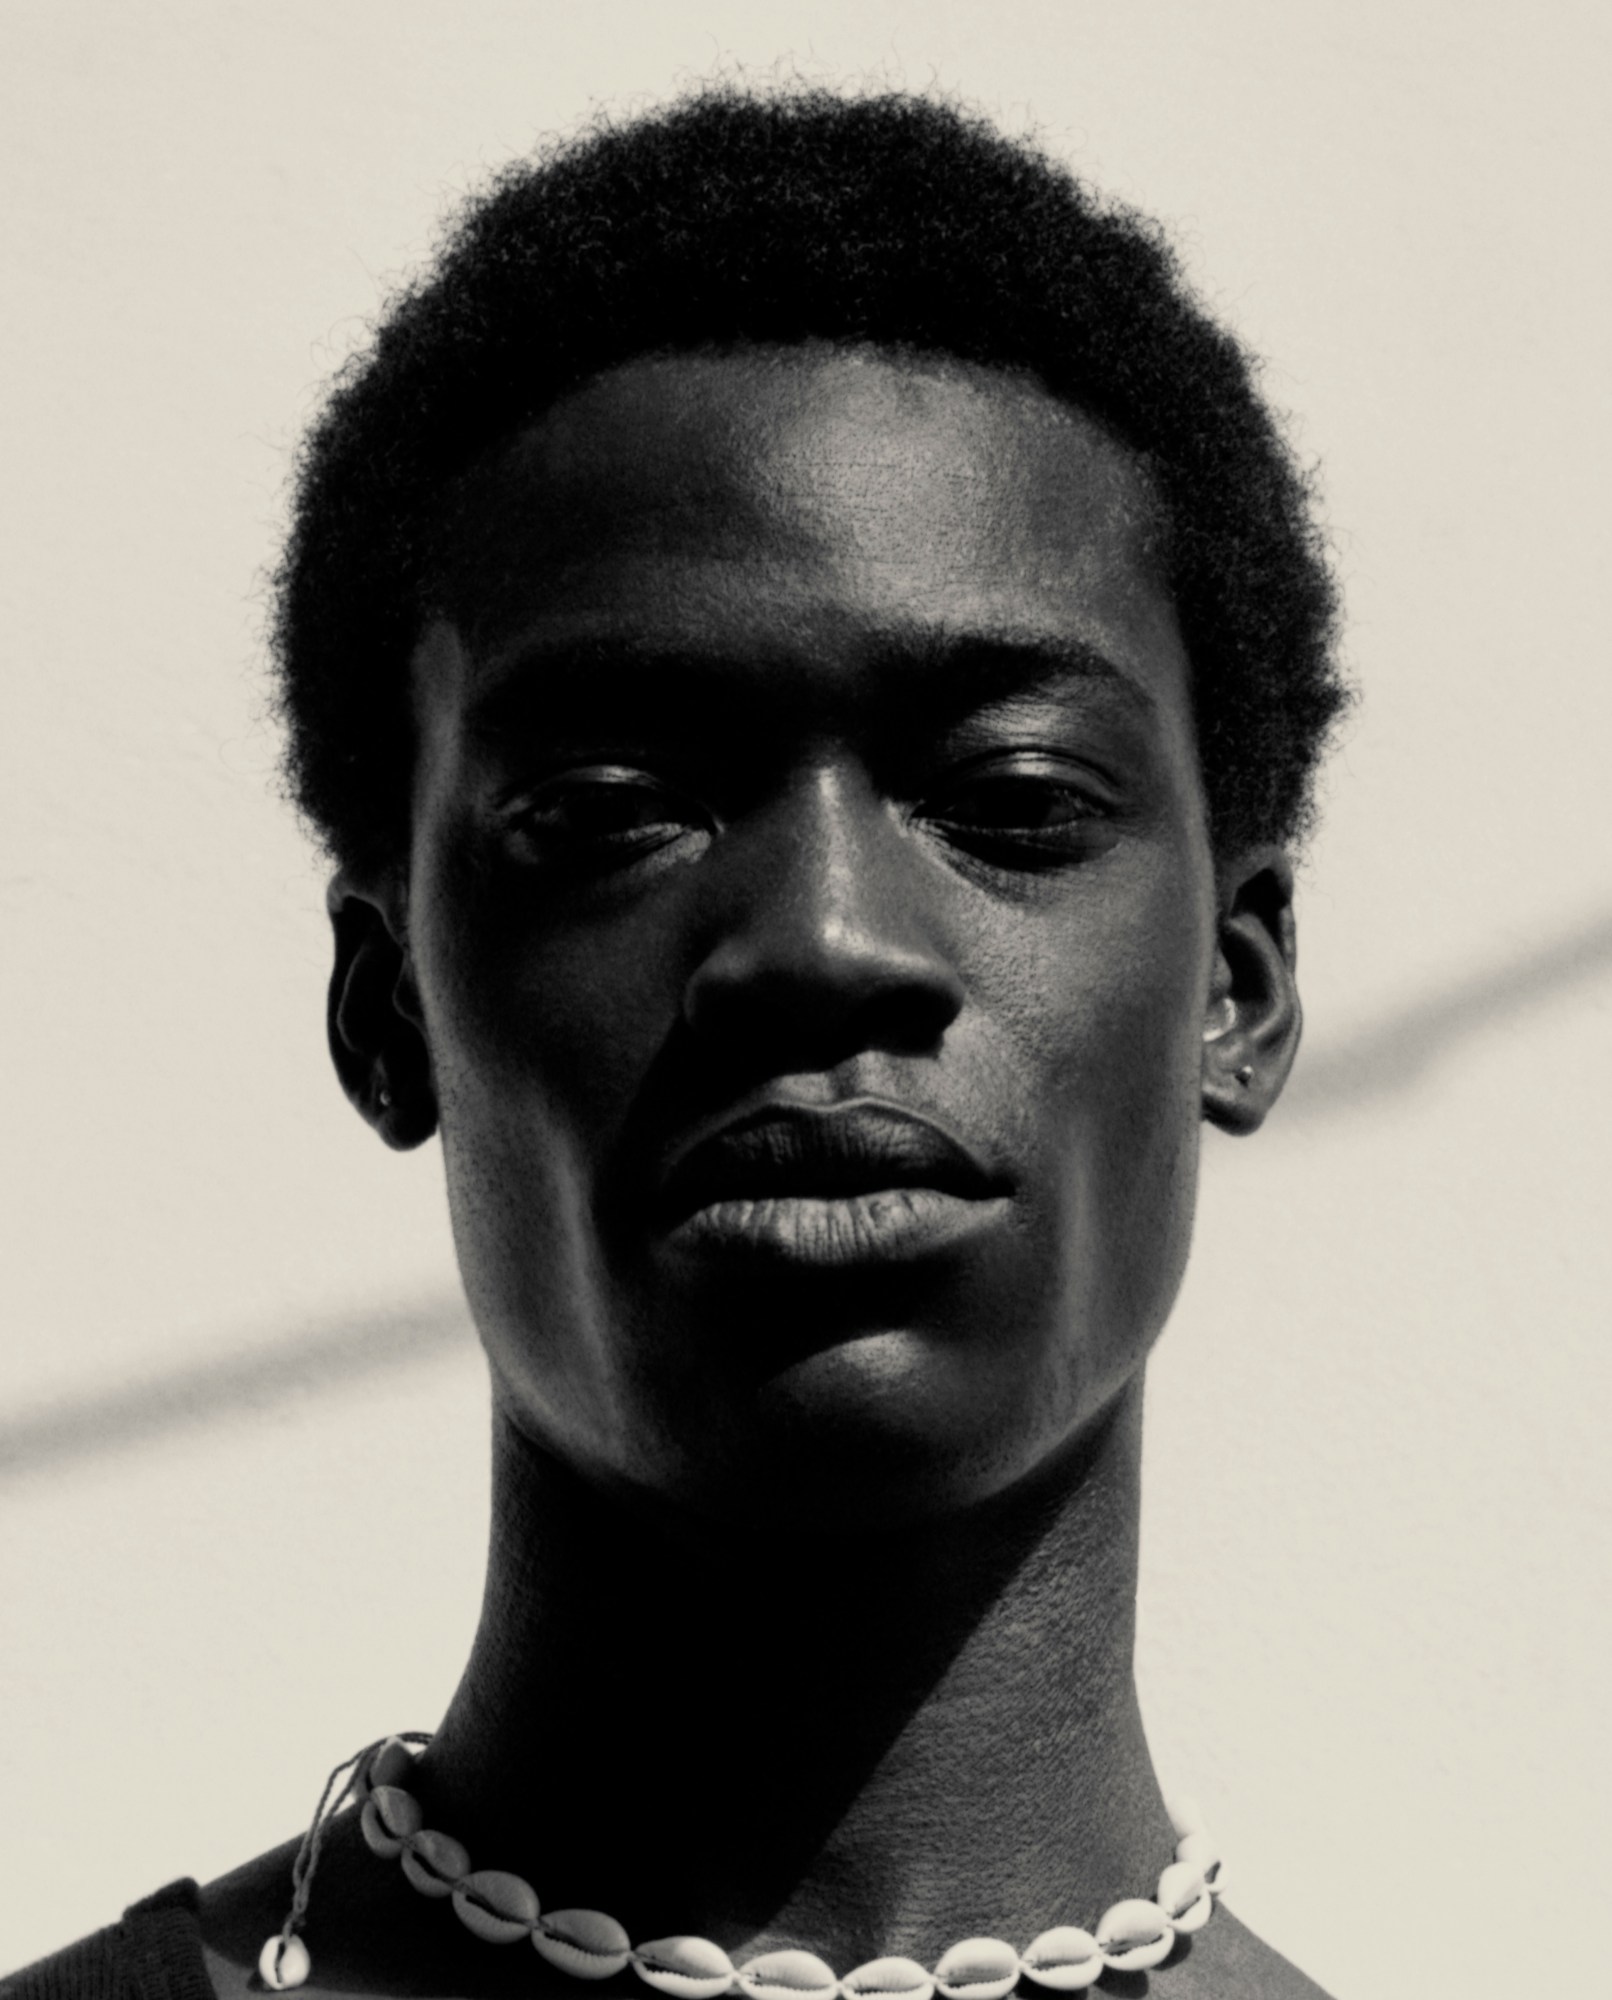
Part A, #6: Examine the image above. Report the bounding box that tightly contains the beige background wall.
[3,4,1609,1993]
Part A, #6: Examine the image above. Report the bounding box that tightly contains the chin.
[641,1325,1090,1533]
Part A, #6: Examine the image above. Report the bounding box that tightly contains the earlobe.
[1200,848,1302,1136]
[326,871,439,1151]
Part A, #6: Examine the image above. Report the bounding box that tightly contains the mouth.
[653,1099,1011,1266]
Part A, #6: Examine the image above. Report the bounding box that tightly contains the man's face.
[402,346,1219,1527]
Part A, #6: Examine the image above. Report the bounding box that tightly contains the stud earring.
[1234,1065,1254,1087]
[377,1084,394,1109]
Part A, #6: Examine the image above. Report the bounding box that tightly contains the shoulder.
[195,1825,475,2000]
[1161,1904,1337,2000]
[2,1881,212,2000]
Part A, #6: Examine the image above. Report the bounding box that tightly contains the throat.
[410,1381,1174,1972]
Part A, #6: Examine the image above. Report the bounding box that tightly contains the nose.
[681,766,965,1064]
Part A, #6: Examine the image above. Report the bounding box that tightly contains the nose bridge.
[752,759,928,973]
[783,760,898,957]
[683,758,963,1050]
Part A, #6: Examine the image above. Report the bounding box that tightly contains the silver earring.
[1234,1065,1254,1087]
[378,1085,394,1109]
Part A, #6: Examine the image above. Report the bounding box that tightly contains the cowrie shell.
[1173,1831,1224,1894]
[535,1909,633,1981]
[1165,1795,1206,1841]
[366,1737,418,1792]
[401,1826,471,1897]
[1094,1899,1174,1973]
[452,1868,541,1943]
[736,1948,840,2000]
[841,1956,935,2000]
[932,1937,1020,2000]
[360,1784,423,1858]
[1018,1928,1102,1991]
[1155,1860,1212,1935]
[633,1935,736,1998]
[257,1934,311,1989]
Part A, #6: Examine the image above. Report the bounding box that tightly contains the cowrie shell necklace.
[259,1735,1222,1994]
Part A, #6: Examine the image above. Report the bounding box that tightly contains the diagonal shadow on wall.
[5,907,1610,1482]
[0,1295,474,1483]
[1278,906,1612,1120]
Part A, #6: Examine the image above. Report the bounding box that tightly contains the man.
[11,87,1343,2000]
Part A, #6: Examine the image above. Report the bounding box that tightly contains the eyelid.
[522,761,673,793]
[498,762,693,813]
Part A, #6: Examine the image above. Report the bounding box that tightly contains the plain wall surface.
[3,5,1609,1993]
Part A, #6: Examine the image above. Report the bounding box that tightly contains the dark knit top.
[1,1883,212,2000]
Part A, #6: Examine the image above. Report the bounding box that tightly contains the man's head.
[274,88,1345,879]
[297,90,1343,1528]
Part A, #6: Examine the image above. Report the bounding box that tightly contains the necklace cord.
[269,1731,434,1974]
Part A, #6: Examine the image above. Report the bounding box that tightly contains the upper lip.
[654,1097,1007,1224]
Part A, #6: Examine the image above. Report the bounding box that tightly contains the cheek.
[975,852,1210,1311]
[1077,875,1211,1353]
[411,846,695,1429]
[403,840,688,1344]
[415,841,689,1150]
[978,849,1211,1103]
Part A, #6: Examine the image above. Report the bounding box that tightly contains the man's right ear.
[326,872,439,1150]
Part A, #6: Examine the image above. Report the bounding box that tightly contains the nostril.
[855,979,961,1056]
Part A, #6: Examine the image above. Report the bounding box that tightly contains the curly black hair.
[272,87,1347,873]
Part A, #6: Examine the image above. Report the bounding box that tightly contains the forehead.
[422,345,1185,718]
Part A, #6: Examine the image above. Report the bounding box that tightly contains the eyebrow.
[461,624,1157,747]
[898,628,1157,718]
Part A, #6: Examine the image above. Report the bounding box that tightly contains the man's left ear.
[1201,847,1302,1135]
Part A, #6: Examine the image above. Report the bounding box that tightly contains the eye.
[918,759,1117,863]
[505,766,713,865]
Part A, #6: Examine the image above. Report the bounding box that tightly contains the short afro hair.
[272,87,1347,874]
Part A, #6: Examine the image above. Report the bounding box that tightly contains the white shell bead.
[1094,1899,1174,1973]
[932,1937,1020,2000]
[452,1868,541,1942]
[1165,1794,1206,1841]
[1018,1928,1102,1992]
[1155,1860,1212,1935]
[360,1784,423,1858]
[257,1934,311,1990]
[535,1909,633,1981]
[841,1956,936,2000]
[737,1949,840,2000]
[400,1826,472,1897]
[367,1736,418,1790]
[1173,1831,1224,1894]
[634,1935,737,1998]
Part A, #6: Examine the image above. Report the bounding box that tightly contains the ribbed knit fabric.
[1,1882,213,2000]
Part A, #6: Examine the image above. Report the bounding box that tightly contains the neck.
[418,1377,1170,1970]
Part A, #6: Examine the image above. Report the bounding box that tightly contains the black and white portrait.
[3,9,1607,1999]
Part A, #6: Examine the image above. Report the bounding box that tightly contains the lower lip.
[662,1187,1010,1267]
